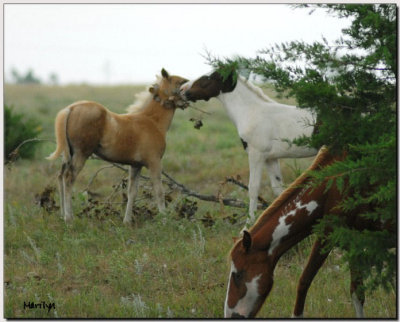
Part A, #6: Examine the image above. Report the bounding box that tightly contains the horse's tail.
[46,107,72,161]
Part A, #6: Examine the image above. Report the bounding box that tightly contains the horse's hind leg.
[350,264,365,318]
[57,162,67,218]
[293,238,331,318]
[149,162,165,213]
[265,159,284,196]
[63,152,87,222]
[123,165,142,224]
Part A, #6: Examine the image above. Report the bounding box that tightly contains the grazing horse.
[180,70,317,228]
[47,69,188,223]
[224,147,394,318]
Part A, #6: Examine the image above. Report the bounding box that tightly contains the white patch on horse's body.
[225,261,261,318]
[268,200,318,255]
[218,77,316,158]
[218,76,317,225]
[351,292,365,318]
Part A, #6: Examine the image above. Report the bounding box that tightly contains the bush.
[5,105,42,162]
[210,4,396,292]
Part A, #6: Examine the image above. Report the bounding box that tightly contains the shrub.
[5,105,42,162]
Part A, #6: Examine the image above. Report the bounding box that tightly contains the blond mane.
[238,75,277,104]
[126,75,162,114]
[249,146,330,234]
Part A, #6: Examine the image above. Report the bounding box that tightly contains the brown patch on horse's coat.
[228,146,342,260]
[249,147,332,235]
[183,71,237,102]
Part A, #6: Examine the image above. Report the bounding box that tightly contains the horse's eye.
[199,77,210,88]
[232,271,244,286]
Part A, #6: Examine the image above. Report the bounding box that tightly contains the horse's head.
[180,70,237,102]
[225,231,273,318]
[150,68,189,109]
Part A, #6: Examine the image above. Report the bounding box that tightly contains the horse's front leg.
[149,162,166,213]
[293,238,331,318]
[265,159,284,196]
[123,165,142,224]
[246,149,265,230]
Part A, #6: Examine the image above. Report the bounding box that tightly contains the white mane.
[126,75,162,114]
[238,75,277,104]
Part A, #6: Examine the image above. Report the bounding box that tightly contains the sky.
[4,3,353,85]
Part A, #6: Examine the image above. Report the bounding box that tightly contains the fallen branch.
[17,145,263,210]
[83,165,116,192]
[161,171,250,208]
[225,176,269,208]
[6,138,55,165]
[91,161,247,208]
[16,137,267,215]
[89,161,269,209]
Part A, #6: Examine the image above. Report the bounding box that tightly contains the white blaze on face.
[180,80,193,94]
[224,261,262,318]
[180,71,214,96]
[224,261,237,318]
[268,200,318,255]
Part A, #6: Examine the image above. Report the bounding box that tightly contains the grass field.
[4,83,396,318]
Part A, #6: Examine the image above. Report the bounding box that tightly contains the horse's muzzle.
[231,312,246,319]
[181,90,193,101]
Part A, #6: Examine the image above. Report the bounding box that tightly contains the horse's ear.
[242,230,252,252]
[161,68,170,79]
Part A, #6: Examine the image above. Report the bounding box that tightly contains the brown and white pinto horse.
[224,147,393,318]
[47,69,188,223]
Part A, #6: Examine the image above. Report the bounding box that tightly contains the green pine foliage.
[5,105,42,161]
[207,4,396,292]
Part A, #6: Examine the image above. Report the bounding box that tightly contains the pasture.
[4,83,396,318]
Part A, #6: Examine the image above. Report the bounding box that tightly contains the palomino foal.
[180,70,316,228]
[47,69,188,223]
[224,147,394,318]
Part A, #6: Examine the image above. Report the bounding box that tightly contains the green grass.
[4,83,396,318]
